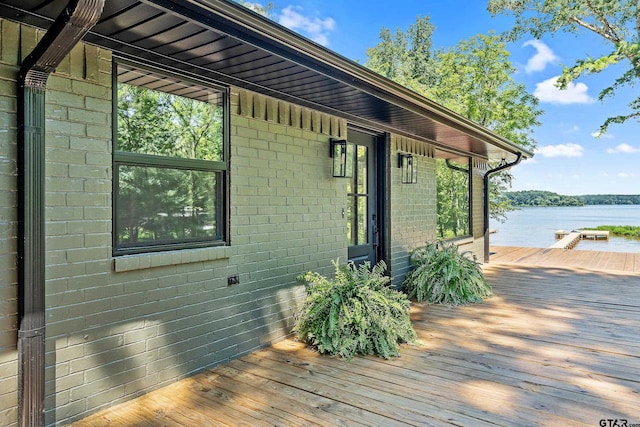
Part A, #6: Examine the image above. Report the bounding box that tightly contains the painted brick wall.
[1,22,348,425]
[0,18,19,427]
[1,19,351,426]
[469,160,489,260]
[389,135,438,286]
[41,33,115,426]
[0,16,495,427]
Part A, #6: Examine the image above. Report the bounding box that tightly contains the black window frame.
[112,60,230,256]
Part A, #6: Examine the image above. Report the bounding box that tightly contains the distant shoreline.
[505,191,640,207]
[489,205,640,252]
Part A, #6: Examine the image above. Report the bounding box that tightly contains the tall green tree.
[365,16,437,90]
[427,33,541,149]
[429,33,541,225]
[366,19,541,224]
[488,0,640,133]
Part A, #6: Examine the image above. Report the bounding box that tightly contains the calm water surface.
[489,205,640,252]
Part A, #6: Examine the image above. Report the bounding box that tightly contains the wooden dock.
[551,229,610,249]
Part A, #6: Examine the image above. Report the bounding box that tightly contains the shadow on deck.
[70,254,640,426]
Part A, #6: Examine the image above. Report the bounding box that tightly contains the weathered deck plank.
[490,245,640,273]
[69,257,640,427]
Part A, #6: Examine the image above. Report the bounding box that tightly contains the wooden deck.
[70,254,640,427]
[490,245,640,273]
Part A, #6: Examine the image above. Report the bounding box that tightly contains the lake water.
[489,205,640,252]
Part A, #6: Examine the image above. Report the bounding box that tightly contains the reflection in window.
[114,66,227,254]
[436,158,470,239]
[347,145,368,246]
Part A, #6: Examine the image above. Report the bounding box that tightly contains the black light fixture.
[398,153,417,184]
[330,139,355,177]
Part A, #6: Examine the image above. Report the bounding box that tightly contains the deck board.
[70,255,640,427]
[489,245,640,273]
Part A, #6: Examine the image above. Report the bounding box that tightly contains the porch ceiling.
[1,0,533,161]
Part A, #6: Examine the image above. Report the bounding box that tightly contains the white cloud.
[523,40,559,73]
[618,172,636,178]
[535,143,584,158]
[533,76,595,104]
[278,6,335,46]
[606,143,640,154]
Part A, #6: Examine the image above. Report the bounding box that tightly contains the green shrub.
[294,260,417,360]
[590,225,640,239]
[403,241,491,304]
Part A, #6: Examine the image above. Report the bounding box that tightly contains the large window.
[114,64,228,255]
[436,157,470,239]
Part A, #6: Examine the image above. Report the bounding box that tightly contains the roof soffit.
[0,0,533,160]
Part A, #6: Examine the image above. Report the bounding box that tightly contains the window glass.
[114,64,227,254]
[117,83,223,161]
[346,145,369,246]
[436,158,470,239]
[116,166,222,248]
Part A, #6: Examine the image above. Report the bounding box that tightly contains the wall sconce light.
[398,153,417,184]
[330,139,354,178]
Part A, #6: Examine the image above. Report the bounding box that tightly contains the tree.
[366,20,541,223]
[488,0,640,133]
[428,33,541,225]
[365,16,437,90]
[436,159,470,238]
[427,33,541,150]
[236,1,275,16]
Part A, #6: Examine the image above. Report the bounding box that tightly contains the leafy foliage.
[436,159,470,238]
[488,0,640,133]
[294,261,417,360]
[236,0,275,17]
[403,242,492,305]
[588,225,640,239]
[505,190,584,207]
[579,194,640,205]
[365,21,541,224]
[489,169,515,223]
[365,16,438,89]
[427,33,541,149]
[505,191,640,207]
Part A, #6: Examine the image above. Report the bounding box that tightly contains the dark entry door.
[347,129,379,266]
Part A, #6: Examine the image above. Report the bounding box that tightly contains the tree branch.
[569,15,620,43]
[585,0,623,42]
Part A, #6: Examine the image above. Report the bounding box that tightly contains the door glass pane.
[347,196,356,246]
[356,145,367,194]
[357,196,368,244]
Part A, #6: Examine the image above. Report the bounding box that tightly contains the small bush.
[403,241,491,305]
[294,260,417,360]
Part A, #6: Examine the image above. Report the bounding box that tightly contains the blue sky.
[243,0,640,195]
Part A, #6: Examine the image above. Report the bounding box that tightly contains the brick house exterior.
[0,1,532,426]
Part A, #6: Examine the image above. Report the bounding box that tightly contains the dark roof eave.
[150,0,534,160]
